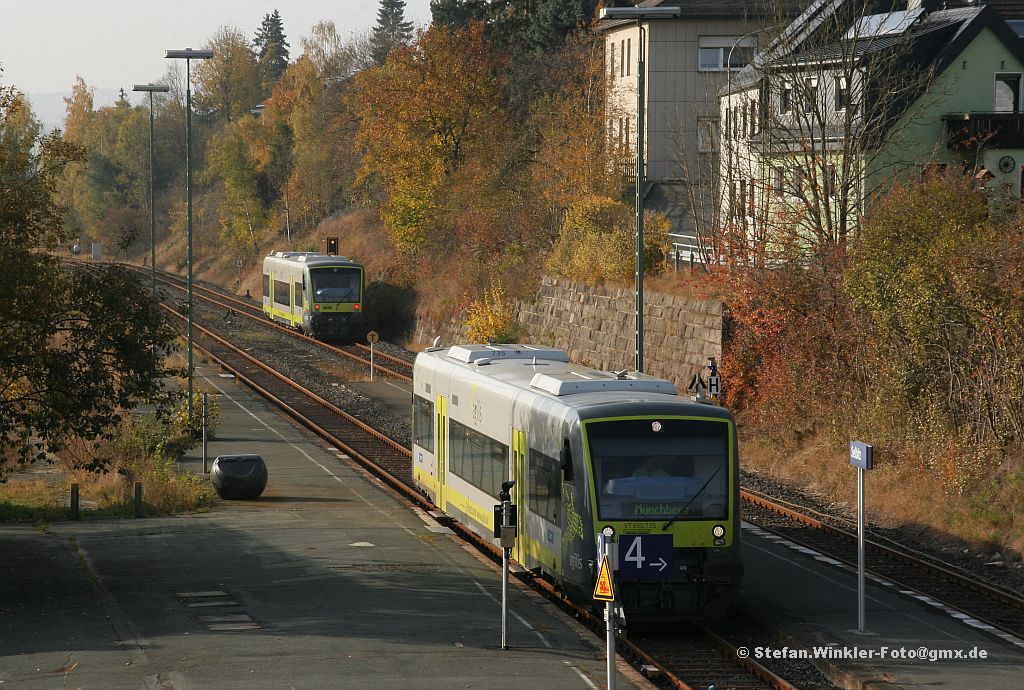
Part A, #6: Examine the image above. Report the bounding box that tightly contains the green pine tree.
[254,9,290,86]
[371,0,415,65]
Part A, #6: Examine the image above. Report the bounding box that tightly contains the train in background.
[261,251,364,340]
[411,344,743,622]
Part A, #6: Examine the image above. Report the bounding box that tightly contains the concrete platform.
[739,522,1024,689]
[0,365,649,690]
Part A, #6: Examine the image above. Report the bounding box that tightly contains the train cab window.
[528,449,561,524]
[449,419,508,498]
[310,266,361,303]
[586,418,729,521]
[413,396,434,452]
[273,279,290,305]
[262,274,270,299]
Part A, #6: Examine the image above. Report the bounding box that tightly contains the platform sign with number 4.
[618,534,673,581]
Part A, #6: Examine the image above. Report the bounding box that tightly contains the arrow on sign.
[652,557,668,572]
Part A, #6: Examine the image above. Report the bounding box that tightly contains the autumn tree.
[202,117,266,254]
[301,20,373,81]
[267,55,352,234]
[1,83,178,473]
[351,23,508,251]
[193,26,263,122]
[371,0,415,64]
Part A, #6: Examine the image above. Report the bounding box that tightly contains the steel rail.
[742,488,1024,638]
[157,301,793,689]
[144,267,412,382]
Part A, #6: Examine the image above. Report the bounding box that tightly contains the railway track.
[154,299,798,690]
[139,265,413,382]
[143,261,1024,645]
[75,259,1024,683]
[741,489,1024,646]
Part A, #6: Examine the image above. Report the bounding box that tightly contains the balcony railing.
[945,112,1024,149]
[615,158,637,182]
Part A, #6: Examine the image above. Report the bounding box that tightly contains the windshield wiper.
[661,466,722,531]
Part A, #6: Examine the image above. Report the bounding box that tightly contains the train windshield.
[587,418,729,521]
[310,267,361,303]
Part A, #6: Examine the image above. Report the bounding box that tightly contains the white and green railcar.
[261,251,364,340]
[411,344,743,622]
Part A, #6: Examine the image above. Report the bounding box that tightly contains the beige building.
[599,1,784,262]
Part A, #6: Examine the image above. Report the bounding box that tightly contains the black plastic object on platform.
[211,454,268,499]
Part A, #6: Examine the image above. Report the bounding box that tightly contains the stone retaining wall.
[411,276,723,391]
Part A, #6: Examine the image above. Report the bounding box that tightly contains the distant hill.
[24,88,125,134]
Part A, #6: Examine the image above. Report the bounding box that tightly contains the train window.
[310,267,361,303]
[585,418,730,521]
[449,419,508,498]
[528,449,561,524]
[413,396,434,452]
[262,274,269,299]
[274,280,290,305]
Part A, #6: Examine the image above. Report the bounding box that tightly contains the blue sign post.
[850,440,873,633]
[849,441,873,469]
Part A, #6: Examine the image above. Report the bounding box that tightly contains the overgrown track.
[154,302,798,690]
[742,489,1024,644]
[139,265,413,382]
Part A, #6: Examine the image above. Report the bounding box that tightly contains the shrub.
[464,280,522,343]
[546,195,670,284]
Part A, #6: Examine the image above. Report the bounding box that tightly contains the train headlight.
[354,303,361,311]
[712,525,726,539]
[314,304,321,311]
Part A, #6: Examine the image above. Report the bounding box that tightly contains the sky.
[1,0,433,127]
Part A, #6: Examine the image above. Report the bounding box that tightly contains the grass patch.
[0,478,67,522]
[1,390,218,523]
[742,430,1022,558]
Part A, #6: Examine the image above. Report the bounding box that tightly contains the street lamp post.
[165,48,213,425]
[132,83,170,300]
[599,6,680,373]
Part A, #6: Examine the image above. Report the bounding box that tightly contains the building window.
[803,78,818,114]
[835,76,848,111]
[995,73,1021,112]
[749,99,758,136]
[824,165,837,198]
[626,38,631,76]
[609,42,616,80]
[792,168,806,197]
[698,36,754,71]
[620,39,625,77]
[742,101,748,136]
[773,167,785,198]
[698,118,719,152]
[781,82,792,115]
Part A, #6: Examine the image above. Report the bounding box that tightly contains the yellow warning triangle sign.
[592,556,615,602]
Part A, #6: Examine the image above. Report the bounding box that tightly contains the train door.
[289,278,296,325]
[512,428,527,565]
[264,271,273,317]
[435,395,448,510]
